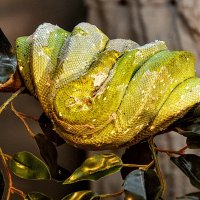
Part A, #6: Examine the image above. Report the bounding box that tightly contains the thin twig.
[140,160,154,171]
[149,138,166,199]
[0,148,26,199]
[16,112,38,121]
[155,145,188,156]
[11,103,35,138]
[178,145,188,154]
[11,187,26,198]
[0,148,12,200]
[3,153,12,160]
[100,190,124,199]
[0,87,25,114]
[123,160,154,171]
[123,163,149,168]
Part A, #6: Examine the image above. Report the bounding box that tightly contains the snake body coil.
[16,22,200,150]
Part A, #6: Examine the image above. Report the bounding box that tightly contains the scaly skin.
[16,22,200,150]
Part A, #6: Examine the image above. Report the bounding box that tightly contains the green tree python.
[15,22,200,150]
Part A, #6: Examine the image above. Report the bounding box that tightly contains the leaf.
[38,113,65,146]
[55,166,71,182]
[121,141,154,179]
[8,151,51,180]
[174,104,200,137]
[123,170,147,200]
[171,154,200,189]
[186,136,200,149]
[144,169,161,200]
[0,29,12,55]
[61,190,99,200]
[123,169,161,200]
[63,153,123,184]
[176,192,200,199]
[35,134,70,181]
[0,170,4,200]
[24,192,52,200]
[0,29,16,83]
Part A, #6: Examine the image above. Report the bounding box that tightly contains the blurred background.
[1,0,200,199]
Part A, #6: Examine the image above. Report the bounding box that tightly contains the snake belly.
[16,22,200,150]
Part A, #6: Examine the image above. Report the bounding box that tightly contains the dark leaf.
[193,104,200,118]
[61,190,99,200]
[38,113,65,146]
[123,169,161,200]
[0,170,4,200]
[8,151,51,180]
[55,166,71,182]
[170,104,200,134]
[0,54,16,83]
[35,134,57,168]
[0,29,16,83]
[171,154,200,189]
[180,124,200,138]
[121,141,154,179]
[173,121,200,149]
[35,134,70,181]
[173,104,200,136]
[24,192,52,200]
[176,192,200,199]
[144,169,161,200]
[64,153,123,184]
[124,170,146,200]
[0,29,12,55]
[186,136,200,149]
[0,28,16,80]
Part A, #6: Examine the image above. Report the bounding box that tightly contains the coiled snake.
[16,22,200,150]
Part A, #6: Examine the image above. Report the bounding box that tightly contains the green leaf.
[171,154,200,189]
[121,141,154,179]
[144,169,161,200]
[24,192,52,200]
[38,113,65,146]
[124,170,146,200]
[61,190,99,200]
[176,192,200,199]
[35,134,70,181]
[63,153,123,184]
[0,170,4,200]
[9,151,51,180]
